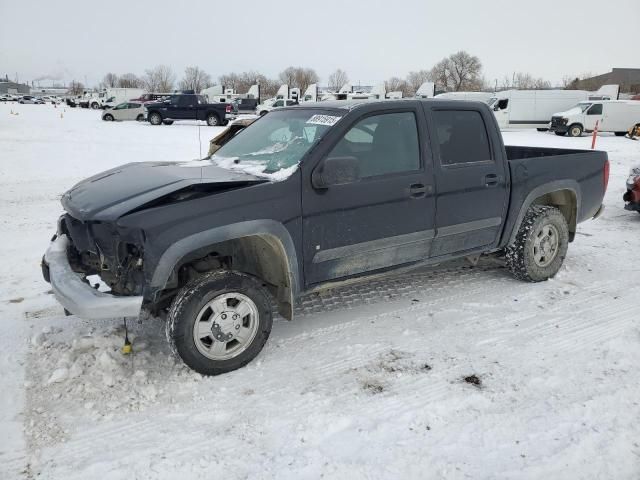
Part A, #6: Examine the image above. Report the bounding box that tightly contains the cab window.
[433,110,492,165]
[328,112,420,178]
[587,103,602,115]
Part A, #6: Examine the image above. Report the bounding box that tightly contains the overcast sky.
[1,0,638,88]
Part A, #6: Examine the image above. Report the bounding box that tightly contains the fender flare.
[505,180,582,245]
[150,219,300,297]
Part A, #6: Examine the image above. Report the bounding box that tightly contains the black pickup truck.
[144,93,237,126]
[42,99,608,375]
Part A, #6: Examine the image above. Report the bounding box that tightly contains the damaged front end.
[41,214,146,319]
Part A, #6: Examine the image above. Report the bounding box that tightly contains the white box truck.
[550,100,640,137]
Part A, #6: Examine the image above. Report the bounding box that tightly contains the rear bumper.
[592,204,606,219]
[42,234,143,319]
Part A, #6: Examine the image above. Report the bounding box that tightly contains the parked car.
[102,102,145,122]
[144,94,237,126]
[623,166,640,213]
[256,98,298,116]
[0,94,11,102]
[550,100,640,137]
[41,99,608,376]
[18,95,39,104]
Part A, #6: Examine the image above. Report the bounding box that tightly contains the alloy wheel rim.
[192,292,259,361]
[532,224,559,267]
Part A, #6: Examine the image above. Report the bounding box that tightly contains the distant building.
[0,80,30,95]
[572,68,640,94]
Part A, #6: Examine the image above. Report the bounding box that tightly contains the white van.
[550,100,640,137]
[489,89,596,130]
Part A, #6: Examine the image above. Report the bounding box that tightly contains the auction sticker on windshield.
[306,114,342,126]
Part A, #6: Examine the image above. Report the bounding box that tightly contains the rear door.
[176,95,197,119]
[301,105,436,286]
[426,105,508,257]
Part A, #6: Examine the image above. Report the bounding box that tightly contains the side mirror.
[312,156,360,189]
[493,105,500,111]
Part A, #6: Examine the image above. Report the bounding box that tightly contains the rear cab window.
[432,110,492,166]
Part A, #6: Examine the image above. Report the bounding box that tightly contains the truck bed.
[501,145,608,244]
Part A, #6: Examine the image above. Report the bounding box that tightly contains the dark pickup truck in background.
[42,99,608,375]
[144,93,237,126]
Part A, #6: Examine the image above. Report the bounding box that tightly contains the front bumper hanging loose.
[42,234,143,319]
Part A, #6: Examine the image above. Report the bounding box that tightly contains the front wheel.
[506,205,569,282]
[206,113,220,126]
[103,114,114,121]
[614,132,626,137]
[149,112,162,125]
[136,114,144,122]
[166,271,273,376]
[90,102,100,109]
[567,124,583,137]
[555,131,567,136]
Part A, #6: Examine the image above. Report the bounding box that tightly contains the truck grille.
[551,116,566,128]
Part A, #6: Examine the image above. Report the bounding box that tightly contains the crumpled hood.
[62,161,264,222]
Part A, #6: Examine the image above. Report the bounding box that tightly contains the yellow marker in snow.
[121,343,132,354]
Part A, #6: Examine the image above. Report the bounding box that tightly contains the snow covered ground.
[1,102,639,479]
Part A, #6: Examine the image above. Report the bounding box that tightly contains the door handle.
[407,183,430,198]
[484,174,499,187]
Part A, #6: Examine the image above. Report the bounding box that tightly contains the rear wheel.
[206,113,220,126]
[614,132,626,137]
[149,112,163,125]
[567,124,583,137]
[103,114,114,121]
[506,205,569,282]
[536,128,548,132]
[90,102,100,109]
[166,271,273,376]
[136,114,144,122]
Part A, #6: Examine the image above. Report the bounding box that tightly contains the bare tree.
[218,72,240,91]
[293,68,319,95]
[278,66,297,87]
[384,77,411,96]
[429,59,452,92]
[102,72,119,88]
[448,51,483,91]
[406,70,431,95]
[142,65,176,93]
[179,66,213,93]
[118,73,142,88]
[327,69,349,91]
[67,80,84,96]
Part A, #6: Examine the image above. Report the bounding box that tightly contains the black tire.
[221,120,229,126]
[554,131,567,136]
[166,270,273,376]
[614,132,626,137]
[90,102,100,109]
[103,114,114,121]
[537,128,549,132]
[162,120,174,125]
[206,113,220,126]
[136,114,144,122]
[567,124,583,137]
[506,205,569,282]
[149,112,163,125]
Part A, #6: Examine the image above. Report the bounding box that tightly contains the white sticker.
[306,114,342,126]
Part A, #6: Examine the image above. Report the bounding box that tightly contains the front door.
[584,103,603,131]
[427,106,508,257]
[301,106,436,286]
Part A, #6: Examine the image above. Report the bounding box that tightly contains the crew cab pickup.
[42,99,609,375]
[144,93,237,126]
